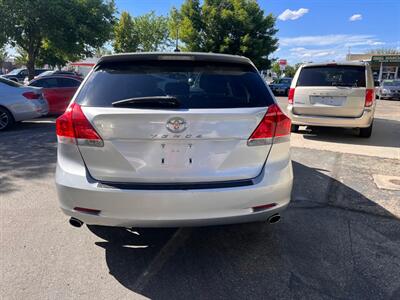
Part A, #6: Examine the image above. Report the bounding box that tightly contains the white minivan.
[287,62,376,137]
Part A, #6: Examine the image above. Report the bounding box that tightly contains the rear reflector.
[56,103,103,147]
[248,103,291,146]
[22,91,41,100]
[252,203,277,212]
[74,207,101,215]
[288,88,295,104]
[365,88,374,107]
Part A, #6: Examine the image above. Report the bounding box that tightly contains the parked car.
[35,70,83,79]
[378,80,400,100]
[288,62,376,138]
[28,75,82,115]
[2,68,48,82]
[0,77,48,131]
[269,77,292,96]
[55,52,293,228]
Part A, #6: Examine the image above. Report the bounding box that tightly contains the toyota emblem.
[166,117,187,133]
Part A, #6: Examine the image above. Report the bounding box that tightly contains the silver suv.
[288,62,376,137]
[55,53,293,228]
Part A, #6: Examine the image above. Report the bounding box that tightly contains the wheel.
[359,122,373,138]
[291,124,299,133]
[0,107,14,131]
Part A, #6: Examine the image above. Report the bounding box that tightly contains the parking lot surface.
[1,99,400,299]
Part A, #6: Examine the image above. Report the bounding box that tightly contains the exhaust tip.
[268,214,281,224]
[69,217,84,228]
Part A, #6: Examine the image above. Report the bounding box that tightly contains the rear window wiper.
[112,96,181,108]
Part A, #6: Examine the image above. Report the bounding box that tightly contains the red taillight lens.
[56,103,103,146]
[288,88,295,104]
[248,104,291,146]
[365,88,374,107]
[22,91,41,100]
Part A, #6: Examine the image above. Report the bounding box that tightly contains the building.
[346,53,400,81]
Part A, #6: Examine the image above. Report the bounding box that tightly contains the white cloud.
[278,8,309,21]
[280,34,384,47]
[289,47,336,59]
[349,14,362,21]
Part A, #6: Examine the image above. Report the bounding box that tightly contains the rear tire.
[0,107,14,131]
[359,122,373,138]
[291,124,299,133]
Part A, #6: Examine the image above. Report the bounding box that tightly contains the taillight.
[23,91,41,100]
[288,88,295,104]
[248,103,291,146]
[365,89,374,107]
[56,103,103,147]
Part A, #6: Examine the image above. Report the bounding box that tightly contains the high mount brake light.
[247,103,291,146]
[56,103,103,147]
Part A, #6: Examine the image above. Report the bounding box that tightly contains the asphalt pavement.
[1,99,399,299]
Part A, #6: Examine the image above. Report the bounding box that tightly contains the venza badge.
[166,117,187,133]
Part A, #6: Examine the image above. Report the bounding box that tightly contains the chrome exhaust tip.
[267,214,281,224]
[69,217,84,228]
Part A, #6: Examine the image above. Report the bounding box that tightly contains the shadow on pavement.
[300,117,400,148]
[0,121,56,194]
[88,161,400,299]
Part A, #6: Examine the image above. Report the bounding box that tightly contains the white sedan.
[0,77,48,130]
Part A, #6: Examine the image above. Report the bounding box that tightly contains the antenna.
[174,28,180,52]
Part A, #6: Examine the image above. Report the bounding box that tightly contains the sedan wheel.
[0,107,14,131]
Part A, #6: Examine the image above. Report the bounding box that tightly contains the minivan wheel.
[0,107,14,131]
[291,124,299,133]
[359,122,373,138]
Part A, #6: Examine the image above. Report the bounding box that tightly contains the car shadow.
[88,161,400,299]
[0,121,56,194]
[299,117,400,148]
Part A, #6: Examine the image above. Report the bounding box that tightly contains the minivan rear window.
[75,61,274,108]
[297,65,366,87]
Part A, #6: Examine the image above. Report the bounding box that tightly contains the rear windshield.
[0,77,22,87]
[76,61,274,108]
[297,65,366,87]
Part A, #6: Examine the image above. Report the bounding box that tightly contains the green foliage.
[14,47,28,66]
[170,0,278,69]
[113,12,138,52]
[1,0,116,78]
[0,47,9,65]
[271,61,300,78]
[113,11,170,53]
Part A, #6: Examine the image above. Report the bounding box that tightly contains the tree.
[170,0,278,69]
[135,12,169,52]
[113,12,138,53]
[14,47,29,67]
[1,0,116,79]
[366,48,400,55]
[113,11,170,53]
[0,48,8,66]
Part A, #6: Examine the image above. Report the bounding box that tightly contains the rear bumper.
[287,105,374,128]
[55,142,293,227]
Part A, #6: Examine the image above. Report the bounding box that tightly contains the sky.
[115,0,400,64]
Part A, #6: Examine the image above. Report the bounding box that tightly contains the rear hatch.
[293,64,367,117]
[73,58,275,183]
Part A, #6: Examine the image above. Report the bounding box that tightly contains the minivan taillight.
[365,89,374,107]
[56,103,103,147]
[247,104,291,146]
[288,88,295,104]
